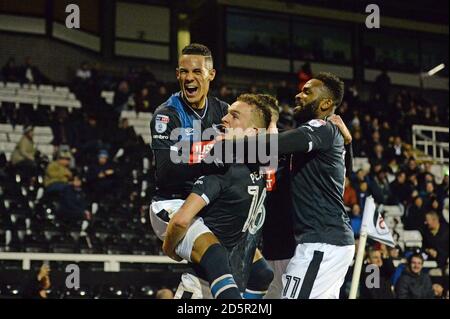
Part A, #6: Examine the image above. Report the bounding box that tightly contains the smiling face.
[221,101,259,138]
[293,79,333,123]
[176,54,215,109]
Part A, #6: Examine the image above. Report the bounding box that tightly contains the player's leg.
[282,243,354,299]
[263,258,291,299]
[174,219,242,299]
[243,249,274,299]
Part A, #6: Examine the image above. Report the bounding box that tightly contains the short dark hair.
[236,94,273,129]
[425,210,439,219]
[315,72,344,108]
[408,253,424,264]
[181,43,213,69]
[258,94,279,122]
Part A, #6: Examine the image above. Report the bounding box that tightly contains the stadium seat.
[0,124,13,133]
[5,82,20,89]
[383,205,404,217]
[402,230,423,248]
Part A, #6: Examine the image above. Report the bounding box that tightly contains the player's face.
[221,101,258,138]
[294,79,330,123]
[176,55,216,108]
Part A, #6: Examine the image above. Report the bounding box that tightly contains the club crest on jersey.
[308,119,326,127]
[155,115,169,133]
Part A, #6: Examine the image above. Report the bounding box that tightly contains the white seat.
[39,84,54,91]
[142,135,151,144]
[8,133,22,143]
[55,86,70,94]
[37,144,54,156]
[0,87,17,95]
[1,142,16,152]
[383,205,404,217]
[14,125,24,133]
[403,230,423,248]
[121,110,137,119]
[34,126,53,136]
[0,123,14,133]
[4,152,11,161]
[0,132,8,142]
[5,82,21,89]
[129,118,149,128]
[137,112,153,121]
[21,84,37,90]
[101,91,114,104]
[134,127,149,136]
[34,135,53,144]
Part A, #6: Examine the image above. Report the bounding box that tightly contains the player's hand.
[162,241,182,262]
[329,114,352,145]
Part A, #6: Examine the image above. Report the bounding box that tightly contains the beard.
[293,99,320,124]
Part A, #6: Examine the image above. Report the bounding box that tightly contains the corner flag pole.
[348,196,375,299]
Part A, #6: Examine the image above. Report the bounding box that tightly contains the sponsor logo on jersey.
[153,134,169,140]
[155,114,170,133]
[189,140,216,164]
[308,119,326,127]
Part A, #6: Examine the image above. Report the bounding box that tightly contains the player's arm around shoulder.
[328,114,352,145]
[163,192,208,261]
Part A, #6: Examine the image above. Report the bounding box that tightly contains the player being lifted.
[160,94,276,299]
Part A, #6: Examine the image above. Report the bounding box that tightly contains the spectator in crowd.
[357,181,370,210]
[389,171,412,205]
[403,195,425,231]
[156,288,174,299]
[11,126,37,179]
[153,84,169,107]
[51,109,74,148]
[113,80,131,114]
[423,211,449,269]
[436,174,449,204]
[276,80,292,105]
[278,104,295,129]
[432,283,445,299]
[112,118,139,157]
[297,62,312,91]
[344,177,358,208]
[74,115,104,162]
[360,247,395,299]
[395,253,434,299]
[405,157,419,178]
[374,67,391,105]
[21,263,51,299]
[370,144,386,166]
[350,204,362,236]
[371,169,391,204]
[388,136,407,164]
[75,61,92,82]
[351,130,367,157]
[2,57,19,82]
[20,56,47,84]
[218,84,234,105]
[87,150,116,197]
[134,87,153,113]
[57,175,91,222]
[44,150,73,194]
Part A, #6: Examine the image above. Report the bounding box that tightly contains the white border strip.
[0,14,45,34]
[52,22,100,52]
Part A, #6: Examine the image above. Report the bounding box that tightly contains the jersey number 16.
[242,186,267,235]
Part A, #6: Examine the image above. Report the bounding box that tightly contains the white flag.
[361,196,396,247]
